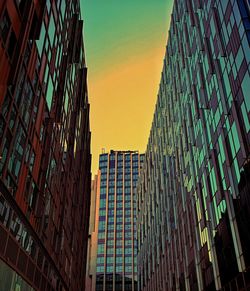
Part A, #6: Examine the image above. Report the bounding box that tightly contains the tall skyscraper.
[96,150,144,291]
[137,0,250,290]
[0,1,91,290]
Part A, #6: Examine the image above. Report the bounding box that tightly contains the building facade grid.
[137,0,250,290]
[96,150,144,291]
[0,0,91,290]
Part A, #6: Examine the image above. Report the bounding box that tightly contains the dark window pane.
[7,30,17,58]
[0,11,11,44]
[8,123,26,179]
[1,93,11,119]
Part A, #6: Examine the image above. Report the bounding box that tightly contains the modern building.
[85,171,101,291]
[0,1,91,290]
[137,0,250,290]
[96,150,144,291]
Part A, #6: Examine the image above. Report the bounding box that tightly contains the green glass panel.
[242,72,250,112]
[241,102,250,132]
[231,122,240,154]
[46,76,54,110]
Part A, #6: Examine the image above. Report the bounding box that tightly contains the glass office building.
[0,1,91,290]
[96,150,144,291]
[137,0,250,290]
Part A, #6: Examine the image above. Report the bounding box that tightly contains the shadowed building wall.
[0,0,91,290]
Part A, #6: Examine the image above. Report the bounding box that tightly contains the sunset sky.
[81,1,173,174]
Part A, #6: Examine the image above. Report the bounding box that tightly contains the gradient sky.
[81,1,173,174]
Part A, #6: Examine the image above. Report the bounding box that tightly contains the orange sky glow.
[82,1,173,174]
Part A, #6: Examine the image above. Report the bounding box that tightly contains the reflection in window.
[241,102,250,132]
[29,151,35,172]
[0,194,12,226]
[241,72,250,112]
[8,123,26,179]
[46,76,54,110]
[0,258,35,291]
[48,14,55,46]
[28,182,38,210]
[20,81,34,127]
[36,21,45,56]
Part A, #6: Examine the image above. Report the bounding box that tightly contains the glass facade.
[96,151,144,291]
[0,259,34,291]
[0,1,91,290]
[137,0,250,290]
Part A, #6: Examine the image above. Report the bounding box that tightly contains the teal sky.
[81,1,173,174]
[82,1,173,73]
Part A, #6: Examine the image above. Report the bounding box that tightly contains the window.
[9,107,17,130]
[1,93,11,119]
[116,265,123,273]
[116,248,122,255]
[117,188,123,195]
[46,0,51,12]
[28,182,38,210]
[0,11,17,59]
[36,21,45,56]
[110,154,115,161]
[100,188,106,195]
[125,257,132,263]
[101,181,106,187]
[48,14,55,45]
[20,81,34,127]
[96,266,104,273]
[15,0,25,13]
[108,217,114,223]
[8,123,26,179]
[100,154,108,162]
[46,76,54,110]
[116,224,123,230]
[117,202,122,208]
[99,210,106,216]
[0,117,5,140]
[246,0,250,12]
[0,258,34,290]
[108,194,114,201]
[97,244,105,254]
[116,240,122,246]
[0,11,11,44]
[98,232,105,239]
[7,30,17,58]
[106,257,113,264]
[108,202,114,208]
[0,130,11,173]
[14,67,25,106]
[108,188,114,194]
[100,200,106,208]
[108,209,114,216]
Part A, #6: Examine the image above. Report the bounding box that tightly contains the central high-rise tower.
[95,150,144,291]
